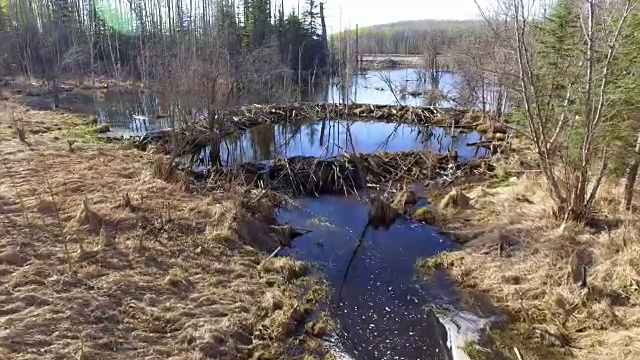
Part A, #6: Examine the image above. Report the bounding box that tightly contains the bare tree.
[475,0,639,221]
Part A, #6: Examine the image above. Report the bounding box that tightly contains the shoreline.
[0,98,334,359]
[417,149,640,359]
[5,86,638,359]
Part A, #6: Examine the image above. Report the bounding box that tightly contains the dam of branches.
[95,69,512,360]
[100,102,510,196]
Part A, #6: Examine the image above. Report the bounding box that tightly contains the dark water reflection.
[278,195,471,359]
[216,120,485,166]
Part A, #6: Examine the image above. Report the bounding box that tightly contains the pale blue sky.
[283,0,490,32]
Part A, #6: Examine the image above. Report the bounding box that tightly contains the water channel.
[98,68,496,359]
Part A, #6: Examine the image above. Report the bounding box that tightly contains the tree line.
[0,0,330,103]
[333,20,486,55]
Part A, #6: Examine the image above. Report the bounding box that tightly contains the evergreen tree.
[302,0,318,36]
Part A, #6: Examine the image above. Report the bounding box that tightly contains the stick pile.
[221,149,482,196]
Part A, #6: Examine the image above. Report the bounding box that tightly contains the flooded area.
[95,67,457,137]
[277,195,495,359]
[315,68,456,107]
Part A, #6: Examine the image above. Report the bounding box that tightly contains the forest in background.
[333,19,486,55]
[0,0,639,215]
[0,0,332,105]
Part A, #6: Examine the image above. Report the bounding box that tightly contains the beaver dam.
[207,150,490,196]
[97,102,508,142]
[111,99,511,358]
[221,102,473,127]
[156,118,505,196]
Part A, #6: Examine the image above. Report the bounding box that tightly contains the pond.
[277,195,494,359]
[201,120,486,168]
[95,68,458,135]
[93,67,498,359]
[314,68,457,107]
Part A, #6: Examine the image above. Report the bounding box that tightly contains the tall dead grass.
[424,158,640,359]
[0,106,330,359]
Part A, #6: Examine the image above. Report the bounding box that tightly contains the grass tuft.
[426,162,640,360]
[0,102,329,359]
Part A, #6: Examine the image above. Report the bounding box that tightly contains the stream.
[277,196,492,359]
[98,68,498,359]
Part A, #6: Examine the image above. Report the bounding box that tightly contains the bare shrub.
[474,0,640,222]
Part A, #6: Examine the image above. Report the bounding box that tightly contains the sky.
[283,0,492,33]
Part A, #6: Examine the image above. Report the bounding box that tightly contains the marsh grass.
[462,340,489,360]
[417,153,640,360]
[0,105,332,359]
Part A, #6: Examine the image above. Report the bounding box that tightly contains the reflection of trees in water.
[410,125,474,154]
[304,122,318,149]
[315,69,456,106]
[225,133,248,164]
[319,119,327,146]
[250,125,276,160]
[201,119,482,169]
[100,89,166,130]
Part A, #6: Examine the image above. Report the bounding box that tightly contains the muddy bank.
[415,153,640,360]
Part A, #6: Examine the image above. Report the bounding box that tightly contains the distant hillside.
[332,19,486,55]
[362,19,485,32]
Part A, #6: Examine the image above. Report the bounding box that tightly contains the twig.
[259,246,282,268]
[513,347,523,360]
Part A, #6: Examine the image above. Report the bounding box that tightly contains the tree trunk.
[53,77,60,109]
[319,2,328,55]
[622,131,640,210]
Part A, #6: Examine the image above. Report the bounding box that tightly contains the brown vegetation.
[0,101,331,359]
[419,153,640,359]
[231,149,478,196]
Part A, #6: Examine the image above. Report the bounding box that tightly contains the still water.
[215,120,485,166]
[96,68,457,133]
[314,68,456,107]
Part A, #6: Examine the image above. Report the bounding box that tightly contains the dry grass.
[421,158,640,359]
[0,102,331,359]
